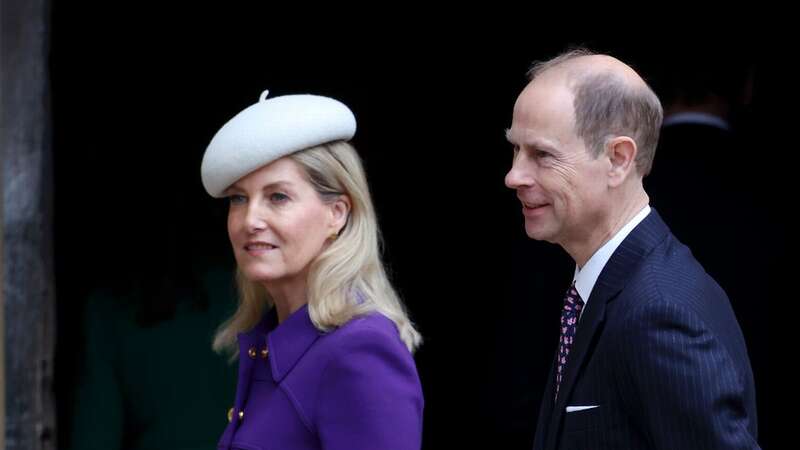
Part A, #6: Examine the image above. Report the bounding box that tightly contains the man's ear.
[606,136,638,187]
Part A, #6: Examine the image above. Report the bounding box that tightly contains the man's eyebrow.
[505,129,515,143]
[506,130,558,153]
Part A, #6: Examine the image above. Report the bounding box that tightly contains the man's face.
[505,76,611,249]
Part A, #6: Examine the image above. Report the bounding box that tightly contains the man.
[504,49,760,449]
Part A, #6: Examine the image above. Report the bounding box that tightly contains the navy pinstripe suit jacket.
[533,209,760,450]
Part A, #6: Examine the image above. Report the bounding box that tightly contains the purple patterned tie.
[555,283,584,401]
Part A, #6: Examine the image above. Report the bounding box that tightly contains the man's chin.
[524,222,553,242]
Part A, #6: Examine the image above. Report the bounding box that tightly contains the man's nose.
[505,159,534,190]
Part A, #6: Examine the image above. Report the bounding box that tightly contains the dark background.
[50,6,775,449]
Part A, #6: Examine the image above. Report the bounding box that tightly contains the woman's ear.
[329,195,351,234]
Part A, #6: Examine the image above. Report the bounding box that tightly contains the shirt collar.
[573,205,651,305]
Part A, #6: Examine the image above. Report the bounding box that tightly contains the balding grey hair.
[528,48,663,176]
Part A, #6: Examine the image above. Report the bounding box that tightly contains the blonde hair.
[212,141,422,356]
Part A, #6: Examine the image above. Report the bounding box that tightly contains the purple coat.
[217,304,423,450]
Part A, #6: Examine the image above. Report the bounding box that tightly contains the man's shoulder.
[611,233,737,332]
[615,231,727,306]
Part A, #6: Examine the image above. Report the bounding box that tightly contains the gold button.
[227,407,244,422]
[261,347,269,359]
[247,347,257,359]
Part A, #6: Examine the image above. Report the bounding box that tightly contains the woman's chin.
[239,266,280,284]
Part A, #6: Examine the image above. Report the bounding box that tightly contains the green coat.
[70,268,237,450]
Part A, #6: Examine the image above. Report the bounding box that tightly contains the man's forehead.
[511,95,574,130]
[506,127,559,150]
[519,76,573,102]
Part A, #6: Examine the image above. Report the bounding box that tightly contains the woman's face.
[225,157,348,288]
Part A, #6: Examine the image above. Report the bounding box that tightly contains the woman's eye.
[270,192,289,203]
[228,194,247,205]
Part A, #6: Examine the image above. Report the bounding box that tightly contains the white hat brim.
[201,92,356,197]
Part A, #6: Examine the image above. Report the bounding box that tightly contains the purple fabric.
[217,304,423,450]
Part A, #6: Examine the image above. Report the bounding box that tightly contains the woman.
[201,90,423,450]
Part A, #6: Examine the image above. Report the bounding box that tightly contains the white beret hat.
[201,90,356,197]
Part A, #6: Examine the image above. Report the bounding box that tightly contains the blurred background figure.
[646,46,770,442]
[68,181,237,450]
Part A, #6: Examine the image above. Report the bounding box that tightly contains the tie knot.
[563,284,584,313]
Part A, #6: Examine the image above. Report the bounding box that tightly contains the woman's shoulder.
[312,312,419,389]
[320,312,408,356]
[332,311,398,337]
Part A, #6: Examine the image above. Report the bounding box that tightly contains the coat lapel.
[267,304,321,382]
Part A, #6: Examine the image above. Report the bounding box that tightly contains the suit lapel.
[543,286,609,450]
[541,209,671,450]
[533,350,558,450]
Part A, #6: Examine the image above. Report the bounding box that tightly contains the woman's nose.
[244,203,268,233]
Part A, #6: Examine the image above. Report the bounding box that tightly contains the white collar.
[573,205,651,306]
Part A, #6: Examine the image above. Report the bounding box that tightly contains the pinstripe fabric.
[532,209,760,450]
